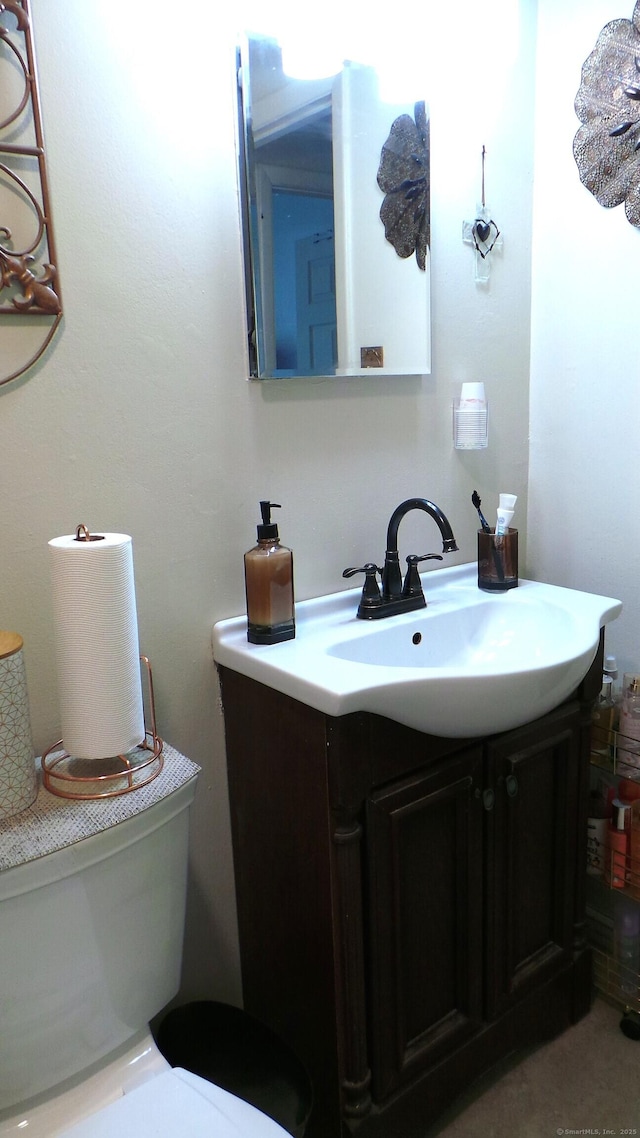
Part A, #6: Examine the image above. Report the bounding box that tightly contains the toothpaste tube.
[496,493,517,536]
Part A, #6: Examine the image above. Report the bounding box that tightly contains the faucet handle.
[342,563,383,578]
[403,553,443,598]
[343,564,383,612]
[343,563,383,589]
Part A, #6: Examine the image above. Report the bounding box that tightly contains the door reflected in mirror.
[238,32,431,380]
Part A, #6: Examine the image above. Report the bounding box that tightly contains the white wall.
[1,0,535,1002]
[530,0,640,678]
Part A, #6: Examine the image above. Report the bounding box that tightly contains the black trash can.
[155,1001,313,1138]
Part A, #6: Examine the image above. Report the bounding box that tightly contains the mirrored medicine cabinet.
[237,29,431,380]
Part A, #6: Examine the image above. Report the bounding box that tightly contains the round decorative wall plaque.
[574,0,640,227]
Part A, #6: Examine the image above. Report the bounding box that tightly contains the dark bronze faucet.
[343,498,458,619]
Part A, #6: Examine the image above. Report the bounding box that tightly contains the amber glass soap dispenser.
[244,501,295,644]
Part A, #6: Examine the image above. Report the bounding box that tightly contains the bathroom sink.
[212,563,622,738]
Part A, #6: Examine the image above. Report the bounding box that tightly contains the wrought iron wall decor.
[574,0,640,227]
[377,100,430,270]
[0,0,61,387]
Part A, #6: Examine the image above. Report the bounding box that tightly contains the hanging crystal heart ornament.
[472,217,500,258]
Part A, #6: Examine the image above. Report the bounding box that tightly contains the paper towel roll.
[48,531,146,760]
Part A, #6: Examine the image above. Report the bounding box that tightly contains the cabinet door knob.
[505,774,518,798]
[482,788,495,811]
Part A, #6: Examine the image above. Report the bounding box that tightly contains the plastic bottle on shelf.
[605,655,620,749]
[604,654,619,695]
[619,674,640,775]
[587,790,609,877]
[591,674,616,767]
[618,777,640,805]
[606,800,631,889]
[630,800,640,900]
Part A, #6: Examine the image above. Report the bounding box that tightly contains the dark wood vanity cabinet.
[219,645,601,1138]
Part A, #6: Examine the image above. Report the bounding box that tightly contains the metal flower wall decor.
[377,100,430,270]
[0,0,62,386]
[574,0,640,227]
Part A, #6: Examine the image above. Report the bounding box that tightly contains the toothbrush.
[474,489,504,582]
[471,490,491,533]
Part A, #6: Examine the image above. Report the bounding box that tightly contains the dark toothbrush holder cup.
[477,528,518,591]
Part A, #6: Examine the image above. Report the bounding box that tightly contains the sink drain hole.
[412,632,422,645]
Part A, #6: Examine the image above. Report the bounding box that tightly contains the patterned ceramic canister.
[0,632,37,820]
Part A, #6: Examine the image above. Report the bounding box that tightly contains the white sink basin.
[212,563,622,738]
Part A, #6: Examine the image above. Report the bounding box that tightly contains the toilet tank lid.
[56,1068,290,1138]
[0,744,200,874]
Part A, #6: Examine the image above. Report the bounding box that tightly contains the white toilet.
[0,751,290,1137]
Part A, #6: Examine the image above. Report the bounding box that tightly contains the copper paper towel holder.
[41,655,163,800]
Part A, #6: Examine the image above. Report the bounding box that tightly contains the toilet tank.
[0,764,198,1115]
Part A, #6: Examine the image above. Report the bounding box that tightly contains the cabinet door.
[366,746,484,1101]
[485,705,581,1019]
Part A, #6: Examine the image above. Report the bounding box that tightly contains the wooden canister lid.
[0,631,23,659]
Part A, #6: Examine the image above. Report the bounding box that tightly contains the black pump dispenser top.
[257,500,281,541]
